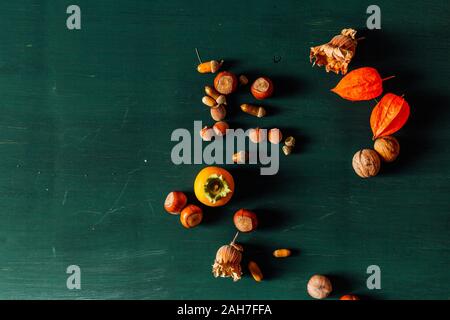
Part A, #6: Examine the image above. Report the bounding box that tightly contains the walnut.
[307,275,332,299]
[352,149,381,178]
[374,136,400,162]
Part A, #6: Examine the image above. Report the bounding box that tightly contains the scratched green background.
[0,0,448,299]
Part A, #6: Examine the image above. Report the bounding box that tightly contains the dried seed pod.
[164,191,187,215]
[284,136,296,147]
[240,104,266,118]
[232,151,249,164]
[273,249,291,258]
[374,136,400,162]
[202,96,217,108]
[310,28,358,75]
[282,145,292,156]
[239,74,249,86]
[331,67,384,101]
[370,93,410,139]
[352,149,381,178]
[210,105,226,121]
[212,233,243,282]
[307,274,332,299]
[268,128,282,144]
[197,60,223,73]
[213,121,229,136]
[200,126,214,141]
[205,85,227,105]
[248,261,263,282]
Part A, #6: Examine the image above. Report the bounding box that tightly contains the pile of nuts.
[163,54,302,284]
[165,53,366,299]
[352,135,400,178]
[196,55,295,159]
[198,59,298,282]
[164,191,203,228]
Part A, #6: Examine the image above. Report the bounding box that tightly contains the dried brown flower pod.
[310,28,358,75]
[352,149,381,178]
[374,136,400,162]
[212,233,243,282]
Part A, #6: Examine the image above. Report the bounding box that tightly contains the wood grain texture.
[0,0,448,299]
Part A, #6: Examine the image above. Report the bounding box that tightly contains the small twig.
[230,231,240,245]
[356,37,366,41]
[195,48,202,64]
[382,75,396,82]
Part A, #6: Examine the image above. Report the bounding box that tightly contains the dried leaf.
[310,28,358,75]
[331,67,383,101]
[370,93,410,139]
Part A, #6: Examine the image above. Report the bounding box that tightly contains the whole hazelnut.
[233,209,258,233]
[251,77,274,100]
[210,105,226,121]
[374,136,400,162]
[268,128,282,144]
[352,149,381,178]
[213,121,229,136]
[164,191,187,215]
[180,204,203,228]
[249,128,266,144]
[200,126,214,141]
[307,274,332,299]
[214,71,238,95]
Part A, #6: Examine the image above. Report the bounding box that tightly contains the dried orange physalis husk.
[212,242,243,282]
[310,28,358,75]
[331,67,383,101]
[370,93,410,139]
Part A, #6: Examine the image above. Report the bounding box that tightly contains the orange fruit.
[194,166,234,207]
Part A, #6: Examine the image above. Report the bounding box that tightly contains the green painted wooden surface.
[0,0,448,299]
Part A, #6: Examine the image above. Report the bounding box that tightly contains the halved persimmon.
[194,166,234,207]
